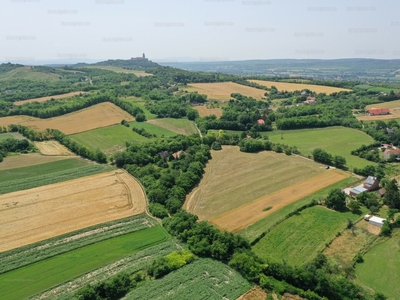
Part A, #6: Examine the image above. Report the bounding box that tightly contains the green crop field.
[147,118,198,136]
[252,206,365,266]
[265,126,375,169]
[123,96,157,120]
[355,230,400,299]
[0,66,60,81]
[240,176,359,243]
[0,214,157,274]
[0,132,26,140]
[0,226,169,300]
[69,124,148,155]
[0,159,115,194]
[130,121,178,137]
[125,258,251,300]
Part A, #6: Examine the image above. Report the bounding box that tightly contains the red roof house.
[257,119,265,125]
[384,148,400,159]
[368,108,390,116]
[304,97,316,104]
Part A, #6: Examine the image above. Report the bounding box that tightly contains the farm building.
[363,176,380,191]
[349,186,368,197]
[383,148,400,160]
[257,119,265,125]
[367,108,390,116]
[368,216,386,228]
[304,97,316,104]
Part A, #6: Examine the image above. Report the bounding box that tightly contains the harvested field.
[209,170,350,233]
[0,170,146,252]
[237,286,267,300]
[194,105,223,117]
[358,100,400,121]
[147,118,198,135]
[85,66,153,76]
[184,146,327,222]
[248,80,352,95]
[0,102,135,135]
[34,140,74,156]
[0,153,68,170]
[13,91,86,105]
[183,82,266,100]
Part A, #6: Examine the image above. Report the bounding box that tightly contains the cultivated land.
[0,226,168,300]
[0,158,115,195]
[252,206,364,265]
[13,91,87,105]
[356,230,400,299]
[0,170,146,252]
[239,176,358,242]
[182,82,267,101]
[0,153,68,170]
[125,258,251,300]
[237,286,267,300]
[34,140,74,156]
[266,127,375,169]
[358,99,400,121]
[0,132,25,140]
[210,169,350,233]
[194,105,223,118]
[184,146,327,222]
[70,124,148,155]
[147,118,198,135]
[130,121,178,137]
[0,66,60,81]
[248,80,352,95]
[123,96,157,119]
[85,65,153,76]
[0,102,135,135]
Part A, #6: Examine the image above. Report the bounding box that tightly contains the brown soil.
[0,102,135,135]
[0,170,146,252]
[236,286,267,300]
[14,91,87,105]
[34,141,74,156]
[209,170,350,233]
[194,106,223,118]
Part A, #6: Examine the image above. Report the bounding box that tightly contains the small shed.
[368,216,386,228]
[349,186,368,197]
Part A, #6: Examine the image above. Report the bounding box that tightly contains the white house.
[368,216,386,228]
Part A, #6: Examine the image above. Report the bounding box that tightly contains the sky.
[0,0,399,63]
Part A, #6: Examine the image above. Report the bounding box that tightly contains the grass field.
[0,170,146,252]
[265,126,375,169]
[182,81,267,101]
[125,258,251,300]
[248,80,352,95]
[85,65,153,77]
[130,121,178,137]
[70,124,148,155]
[0,154,69,170]
[239,176,358,242]
[0,132,26,140]
[147,118,198,135]
[355,229,400,299]
[184,146,327,222]
[0,226,169,300]
[0,66,60,81]
[0,102,135,135]
[13,91,87,105]
[122,96,157,119]
[252,206,365,265]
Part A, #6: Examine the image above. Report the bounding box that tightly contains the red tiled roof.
[257,119,265,124]
[368,108,390,115]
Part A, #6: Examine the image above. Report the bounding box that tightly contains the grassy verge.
[0,226,169,300]
[0,214,157,274]
[125,258,251,300]
[0,161,115,194]
[240,176,358,242]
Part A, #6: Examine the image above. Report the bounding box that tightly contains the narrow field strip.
[210,169,350,232]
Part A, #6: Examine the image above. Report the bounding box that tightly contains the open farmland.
[0,132,25,140]
[147,118,198,135]
[210,169,350,232]
[34,140,74,156]
[182,81,266,101]
[0,66,60,81]
[194,105,223,118]
[123,96,157,119]
[358,99,400,121]
[355,230,400,299]
[0,170,146,252]
[125,258,251,300]
[184,146,335,226]
[0,226,168,300]
[266,127,375,169]
[248,80,352,95]
[252,206,364,265]
[237,286,267,300]
[13,91,87,105]
[85,65,153,76]
[0,153,68,170]
[0,102,135,135]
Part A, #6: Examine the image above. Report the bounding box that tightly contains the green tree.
[135,113,146,122]
[380,220,392,237]
[325,188,346,211]
[333,155,346,169]
[384,179,400,209]
[348,200,361,214]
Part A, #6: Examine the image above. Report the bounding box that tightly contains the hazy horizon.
[1,0,399,64]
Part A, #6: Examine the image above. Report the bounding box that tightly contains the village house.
[257,119,265,125]
[383,148,400,160]
[304,97,316,104]
[367,108,390,116]
[363,176,380,191]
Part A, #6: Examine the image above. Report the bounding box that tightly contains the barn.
[368,216,386,228]
[367,108,390,116]
[349,186,368,197]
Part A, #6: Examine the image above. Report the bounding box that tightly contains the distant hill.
[74,58,160,70]
[160,58,400,82]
